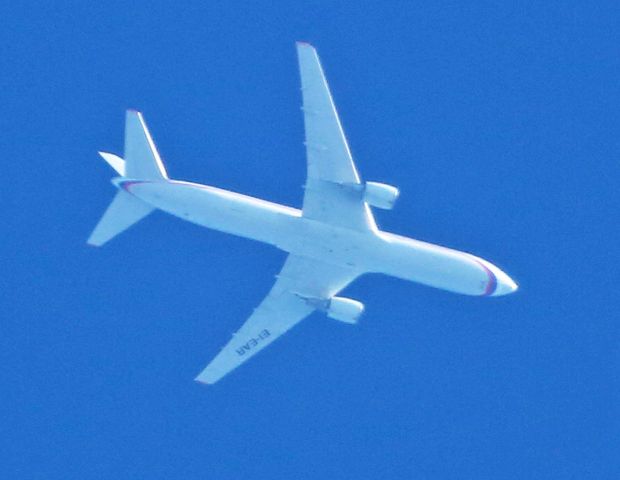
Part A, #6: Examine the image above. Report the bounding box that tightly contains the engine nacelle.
[363,181,399,210]
[327,297,365,324]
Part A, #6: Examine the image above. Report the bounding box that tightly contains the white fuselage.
[116,178,516,297]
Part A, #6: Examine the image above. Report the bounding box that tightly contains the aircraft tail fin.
[97,110,168,179]
[123,109,168,180]
[87,190,154,246]
[88,110,167,246]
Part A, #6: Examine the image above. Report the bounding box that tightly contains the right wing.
[195,45,372,384]
[195,254,360,384]
[297,42,377,232]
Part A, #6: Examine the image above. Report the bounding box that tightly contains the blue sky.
[2,2,618,479]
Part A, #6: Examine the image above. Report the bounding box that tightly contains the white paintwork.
[124,110,168,179]
[98,152,125,176]
[363,182,400,210]
[326,297,365,324]
[297,41,376,232]
[89,42,517,384]
[87,189,153,246]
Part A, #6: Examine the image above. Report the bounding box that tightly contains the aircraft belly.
[373,234,491,295]
[123,181,494,296]
[127,181,300,247]
[274,222,490,296]
[279,218,377,270]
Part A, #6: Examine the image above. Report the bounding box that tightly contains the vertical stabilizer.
[88,110,165,247]
[124,110,168,180]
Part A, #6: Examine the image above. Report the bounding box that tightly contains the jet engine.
[327,297,365,324]
[363,181,399,210]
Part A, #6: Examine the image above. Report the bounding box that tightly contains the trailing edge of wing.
[296,42,376,232]
[195,291,314,384]
[296,42,359,184]
[195,254,361,384]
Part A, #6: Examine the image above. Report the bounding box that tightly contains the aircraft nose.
[492,269,518,296]
[473,257,518,296]
[493,272,519,297]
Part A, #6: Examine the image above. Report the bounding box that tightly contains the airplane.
[88,42,518,384]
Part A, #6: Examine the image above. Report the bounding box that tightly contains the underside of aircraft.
[89,43,517,384]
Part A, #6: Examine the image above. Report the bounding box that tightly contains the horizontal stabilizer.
[98,151,126,176]
[87,190,154,246]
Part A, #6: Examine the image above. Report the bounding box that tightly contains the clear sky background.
[2,2,618,479]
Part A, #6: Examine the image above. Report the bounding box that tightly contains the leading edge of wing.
[296,42,377,232]
[296,42,359,184]
[195,254,361,385]
[195,290,314,385]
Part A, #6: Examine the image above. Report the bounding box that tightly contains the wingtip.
[86,234,104,247]
[296,40,314,48]
[194,377,214,386]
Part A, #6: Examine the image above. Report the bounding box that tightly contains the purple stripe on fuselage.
[118,180,144,193]
[113,179,500,297]
[471,258,498,296]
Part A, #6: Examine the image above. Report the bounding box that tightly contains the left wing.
[297,42,377,232]
[195,255,360,384]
